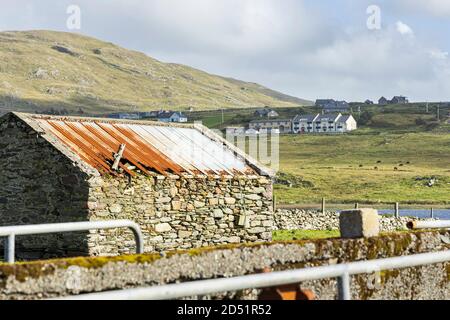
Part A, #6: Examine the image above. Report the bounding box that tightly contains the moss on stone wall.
[0,253,163,284]
[1,230,448,286]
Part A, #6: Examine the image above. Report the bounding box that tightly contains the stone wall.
[86,174,274,255]
[274,209,434,232]
[0,113,91,259]
[0,230,448,300]
[0,113,274,259]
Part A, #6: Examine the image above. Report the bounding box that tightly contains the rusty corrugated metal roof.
[19,113,258,177]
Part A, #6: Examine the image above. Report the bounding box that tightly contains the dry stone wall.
[274,209,435,232]
[0,113,91,260]
[0,230,448,300]
[87,174,274,255]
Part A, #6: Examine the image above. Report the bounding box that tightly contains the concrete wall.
[0,230,448,300]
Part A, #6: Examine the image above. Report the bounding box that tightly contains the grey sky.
[0,0,449,102]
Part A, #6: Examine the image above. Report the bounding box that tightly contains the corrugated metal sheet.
[30,116,254,176]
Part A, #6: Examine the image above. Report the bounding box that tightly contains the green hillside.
[0,30,310,114]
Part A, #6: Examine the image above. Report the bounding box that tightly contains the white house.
[314,114,343,133]
[292,113,357,134]
[336,115,357,132]
[249,119,292,134]
[292,114,319,134]
[157,111,188,123]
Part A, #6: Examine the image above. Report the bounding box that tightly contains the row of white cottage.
[292,113,357,134]
[233,113,357,135]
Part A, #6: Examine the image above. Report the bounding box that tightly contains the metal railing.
[407,220,450,230]
[0,220,144,263]
[56,249,450,300]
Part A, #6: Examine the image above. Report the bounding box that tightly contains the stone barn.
[0,112,274,260]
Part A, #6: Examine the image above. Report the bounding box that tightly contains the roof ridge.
[12,112,195,129]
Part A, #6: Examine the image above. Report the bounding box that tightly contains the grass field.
[194,100,450,206]
[276,127,450,205]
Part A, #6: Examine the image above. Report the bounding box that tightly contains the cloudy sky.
[1,0,449,102]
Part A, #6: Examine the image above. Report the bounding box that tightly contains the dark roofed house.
[315,113,342,123]
[315,114,343,133]
[157,111,188,123]
[249,119,292,133]
[0,112,274,259]
[108,112,140,120]
[315,99,335,109]
[139,111,160,118]
[332,101,350,112]
[315,99,334,107]
[378,97,389,105]
[336,114,358,132]
[390,96,409,104]
[254,107,279,118]
[379,96,409,105]
[316,99,349,113]
[292,114,319,134]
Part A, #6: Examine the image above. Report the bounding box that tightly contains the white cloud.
[396,21,414,36]
[287,26,445,101]
[0,0,449,102]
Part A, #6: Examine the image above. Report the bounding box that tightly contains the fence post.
[430,208,434,219]
[395,202,400,218]
[322,198,326,214]
[337,272,351,300]
[355,203,359,209]
[5,234,15,264]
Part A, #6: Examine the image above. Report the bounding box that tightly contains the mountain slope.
[0,30,310,114]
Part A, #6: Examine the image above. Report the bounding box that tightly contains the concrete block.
[339,208,380,238]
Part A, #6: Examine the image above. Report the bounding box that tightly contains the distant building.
[314,114,343,133]
[292,114,319,134]
[378,97,389,105]
[336,115,358,133]
[365,100,374,105]
[157,111,188,123]
[249,119,292,134]
[378,96,409,105]
[254,107,279,118]
[390,96,409,104]
[245,128,259,135]
[315,99,350,113]
[315,99,335,108]
[108,113,140,120]
[292,113,357,134]
[139,111,160,118]
[225,127,246,136]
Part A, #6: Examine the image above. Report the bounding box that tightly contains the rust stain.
[31,115,256,177]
